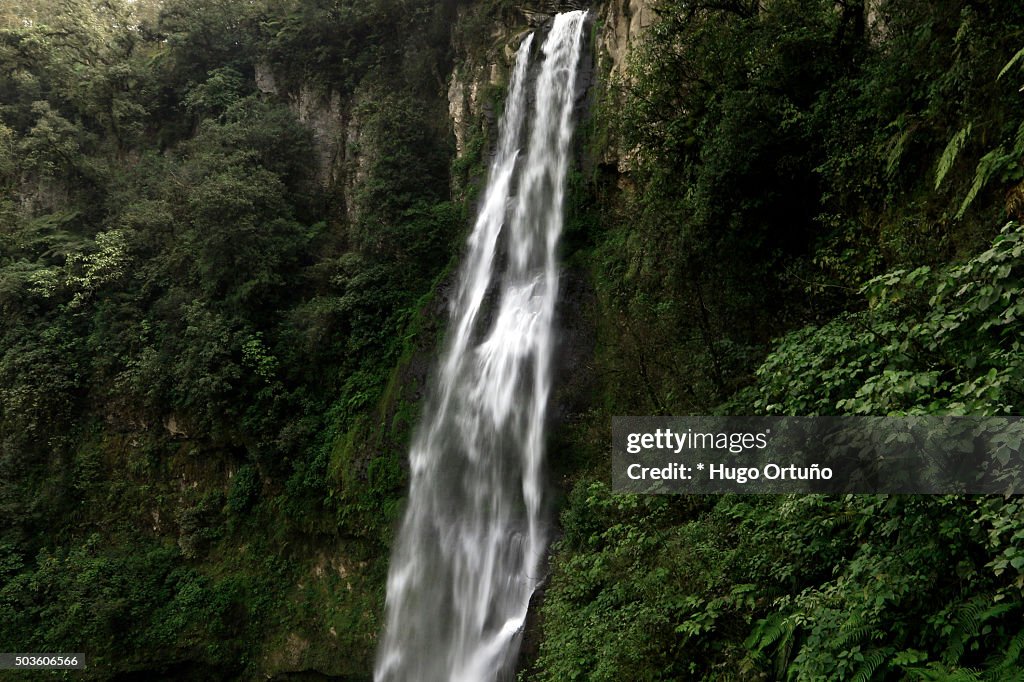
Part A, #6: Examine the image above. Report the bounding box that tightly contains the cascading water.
[374,11,588,682]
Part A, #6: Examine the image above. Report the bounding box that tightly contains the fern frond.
[975,602,1014,632]
[852,649,888,682]
[904,663,983,681]
[960,599,1012,639]
[836,624,875,651]
[992,629,1024,672]
[936,125,972,190]
[1011,120,1024,158]
[959,600,986,638]
[745,612,792,652]
[985,664,1024,682]
[998,46,1024,81]
[886,126,913,177]
[746,612,797,679]
[942,597,1015,666]
[957,148,1004,219]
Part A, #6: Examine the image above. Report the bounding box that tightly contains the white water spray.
[374,11,588,682]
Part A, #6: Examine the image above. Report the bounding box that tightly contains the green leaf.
[957,149,1005,219]
[998,46,1024,81]
[936,125,971,190]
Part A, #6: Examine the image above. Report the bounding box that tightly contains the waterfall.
[374,11,588,682]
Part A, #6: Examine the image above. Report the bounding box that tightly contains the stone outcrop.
[264,1,654,191]
[447,62,494,159]
[598,0,653,80]
[256,62,347,190]
[290,86,345,189]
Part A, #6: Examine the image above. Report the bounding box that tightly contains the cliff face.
[443,0,652,164]
[597,0,653,79]
[259,0,652,214]
[248,3,652,678]
[0,1,650,679]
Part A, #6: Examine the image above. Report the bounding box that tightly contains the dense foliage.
[536,224,1024,679]
[0,0,464,677]
[4,0,1024,679]
[535,0,1024,680]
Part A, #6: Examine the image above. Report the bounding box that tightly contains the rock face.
[598,0,653,80]
[255,61,278,96]
[291,86,346,189]
[867,0,888,44]
[443,0,654,167]
[445,12,532,166]
[255,62,347,191]
[251,70,386,229]
[261,1,655,195]
[447,62,496,159]
[250,2,653,678]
